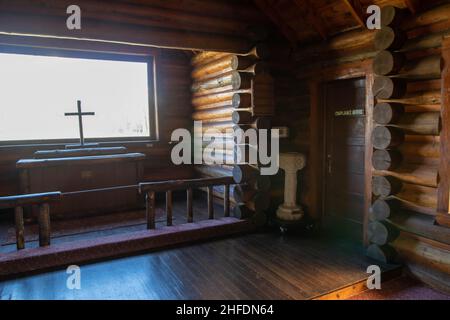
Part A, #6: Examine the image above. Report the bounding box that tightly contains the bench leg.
[14,207,25,250]
[38,203,51,247]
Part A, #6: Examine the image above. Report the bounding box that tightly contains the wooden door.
[323,78,366,240]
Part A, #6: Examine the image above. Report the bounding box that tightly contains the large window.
[0,47,156,145]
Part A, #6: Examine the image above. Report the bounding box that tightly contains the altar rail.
[0,192,62,249]
[0,177,236,251]
[139,177,234,229]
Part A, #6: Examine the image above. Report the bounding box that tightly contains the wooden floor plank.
[0,218,252,278]
[0,232,398,300]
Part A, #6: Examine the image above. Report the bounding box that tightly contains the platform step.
[0,218,253,279]
[313,267,403,300]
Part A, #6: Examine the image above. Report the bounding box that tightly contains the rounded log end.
[373,76,406,100]
[370,198,400,221]
[232,110,241,124]
[373,76,394,99]
[372,126,393,150]
[374,27,395,51]
[230,55,239,71]
[373,102,404,125]
[231,71,242,90]
[368,221,389,245]
[373,50,404,76]
[372,175,403,197]
[368,220,400,245]
[370,199,390,221]
[232,166,244,184]
[372,149,403,171]
[372,126,404,150]
[232,93,241,108]
[373,51,392,76]
[381,6,396,26]
[381,6,404,27]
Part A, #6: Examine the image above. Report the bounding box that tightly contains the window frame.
[0,44,159,148]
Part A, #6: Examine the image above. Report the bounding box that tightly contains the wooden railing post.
[14,206,25,250]
[166,190,173,226]
[38,203,51,247]
[0,192,61,250]
[224,185,230,217]
[146,191,156,229]
[187,188,193,223]
[139,177,237,225]
[207,186,214,219]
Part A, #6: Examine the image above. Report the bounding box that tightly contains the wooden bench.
[139,176,234,229]
[0,192,62,249]
[0,176,240,254]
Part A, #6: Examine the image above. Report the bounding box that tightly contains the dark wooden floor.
[0,232,395,300]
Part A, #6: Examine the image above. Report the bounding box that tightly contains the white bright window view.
[0,50,153,143]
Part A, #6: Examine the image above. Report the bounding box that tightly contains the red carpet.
[350,276,450,300]
[3,209,167,245]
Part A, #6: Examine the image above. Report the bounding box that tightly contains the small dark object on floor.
[270,216,317,235]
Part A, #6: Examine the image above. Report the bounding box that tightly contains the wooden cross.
[64,100,95,147]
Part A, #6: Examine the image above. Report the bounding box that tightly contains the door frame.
[307,60,374,245]
[437,36,450,228]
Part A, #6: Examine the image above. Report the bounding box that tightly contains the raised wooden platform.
[0,232,399,299]
[0,217,252,279]
[0,193,253,278]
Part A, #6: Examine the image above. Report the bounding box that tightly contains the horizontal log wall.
[278,3,449,223]
[268,2,450,289]
[392,231,450,294]
[191,46,274,223]
[371,81,442,219]
[191,50,242,206]
[370,6,446,248]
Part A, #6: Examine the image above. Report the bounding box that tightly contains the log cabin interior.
[0,0,449,301]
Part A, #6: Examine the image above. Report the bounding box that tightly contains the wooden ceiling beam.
[293,0,328,40]
[0,0,253,38]
[253,0,298,45]
[342,0,366,27]
[0,12,252,53]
